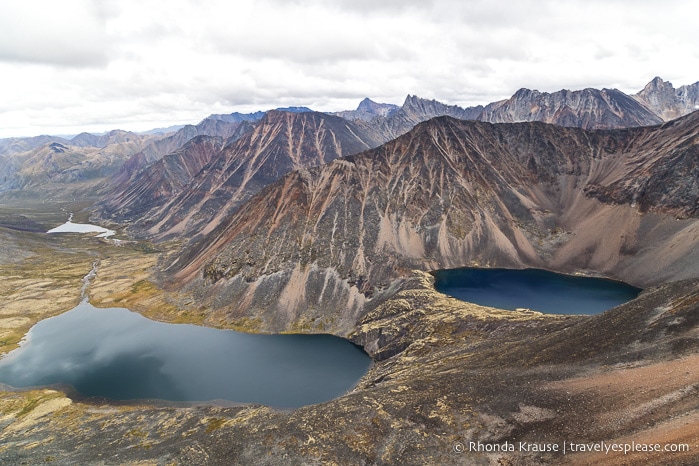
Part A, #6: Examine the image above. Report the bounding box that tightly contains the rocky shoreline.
[1,269,697,465]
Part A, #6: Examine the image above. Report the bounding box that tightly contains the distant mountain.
[138,119,256,163]
[275,106,313,113]
[334,78,699,133]
[201,110,266,124]
[99,136,224,221]
[98,110,386,239]
[169,112,699,333]
[479,87,663,129]
[203,106,310,124]
[333,98,399,121]
[0,135,71,157]
[0,133,161,196]
[355,95,483,141]
[69,129,145,148]
[138,124,186,135]
[634,76,699,121]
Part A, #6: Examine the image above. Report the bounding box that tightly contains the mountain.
[335,78,699,134]
[0,133,163,196]
[333,98,400,121]
[106,117,261,190]
[634,76,699,121]
[203,110,266,124]
[69,129,145,148]
[479,86,663,129]
[99,136,224,221]
[168,112,699,334]
[358,94,484,141]
[138,124,186,135]
[0,135,71,157]
[138,118,256,163]
[99,110,386,239]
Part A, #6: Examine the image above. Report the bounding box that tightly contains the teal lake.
[433,267,641,314]
[0,302,371,408]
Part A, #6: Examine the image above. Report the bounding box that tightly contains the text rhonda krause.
[468,441,690,454]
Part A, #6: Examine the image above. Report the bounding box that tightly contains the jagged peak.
[358,97,376,107]
[641,76,675,93]
[510,87,543,99]
[401,94,465,111]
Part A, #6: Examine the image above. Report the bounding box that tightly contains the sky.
[1,0,697,138]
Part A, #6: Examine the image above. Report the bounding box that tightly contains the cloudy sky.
[1,0,697,138]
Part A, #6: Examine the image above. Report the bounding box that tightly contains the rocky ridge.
[479,87,663,129]
[112,110,387,240]
[171,112,699,334]
[332,97,400,121]
[100,136,225,222]
[1,269,697,465]
[634,76,699,121]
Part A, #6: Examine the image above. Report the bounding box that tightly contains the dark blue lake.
[0,302,371,408]
[433,268,641,314]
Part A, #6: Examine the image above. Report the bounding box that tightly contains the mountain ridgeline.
[169,112,699,334]
[2,77,697,200]
[2,78,699,465]
[99,110,387,239]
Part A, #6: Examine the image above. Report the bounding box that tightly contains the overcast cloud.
[0,0,697,137]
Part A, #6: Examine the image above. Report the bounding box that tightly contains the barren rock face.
[480,87,664,129]
[99,136,225,224]
[634,76,699,121]
[100,110,387,241]
[170,113,699,333]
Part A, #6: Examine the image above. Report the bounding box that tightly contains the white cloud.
[0,0,698,137]
[0,0,112,67]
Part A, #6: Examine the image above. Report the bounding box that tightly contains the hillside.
[169,113,699,333]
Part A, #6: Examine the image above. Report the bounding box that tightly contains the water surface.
[46,213,115,237]
[0,302,371,408]
[433,267,641,314]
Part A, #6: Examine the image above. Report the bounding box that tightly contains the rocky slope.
[106,110,387,240]
[138,117,257,163]
[0,135,163,198]
[479,87,663,129]
[341,78,699,134]
[358,94,484,141]
[170,112,699,334]
[634,76,699,121]
[2,269,697,465]
[99,136,224,222]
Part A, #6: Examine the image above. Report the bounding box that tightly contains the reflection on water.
[0,302,371,408]
[433,268,641,314]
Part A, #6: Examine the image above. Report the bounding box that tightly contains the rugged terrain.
[0,79,698,465]
[170,113,699,335]
[1,268,697,465]
[98,110,387,240]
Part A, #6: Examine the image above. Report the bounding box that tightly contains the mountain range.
[2,77,697,197]
[165,111,699,333]
[1,77,699,465]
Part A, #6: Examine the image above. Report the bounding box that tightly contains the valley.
[0,79,698,464]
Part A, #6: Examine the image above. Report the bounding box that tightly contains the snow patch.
[47,218,115,238]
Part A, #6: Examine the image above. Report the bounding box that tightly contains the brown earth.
[1,268,697,465]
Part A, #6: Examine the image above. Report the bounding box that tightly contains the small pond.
[46,213,115,237]
[433,267,641,314]
[0,302,371,408]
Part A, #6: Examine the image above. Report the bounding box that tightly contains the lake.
[433,267,641,314]
[46,213,115,238]
[0,302,371,408]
